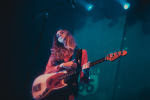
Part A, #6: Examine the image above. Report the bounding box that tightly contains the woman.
[44,29,90,100]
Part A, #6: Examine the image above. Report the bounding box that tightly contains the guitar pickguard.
[46,72,68,90]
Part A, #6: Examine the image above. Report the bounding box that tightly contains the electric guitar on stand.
[32,50,127,99]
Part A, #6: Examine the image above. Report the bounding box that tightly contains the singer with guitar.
[32,29,127,100]
[37,29,90,100]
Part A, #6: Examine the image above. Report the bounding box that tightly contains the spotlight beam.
[116,0,130,9]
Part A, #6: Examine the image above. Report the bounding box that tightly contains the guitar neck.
[59,57,106,80]
[90,57,106,67]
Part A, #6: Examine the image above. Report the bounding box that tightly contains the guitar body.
[32,70,68,100]
[32,50,127,100]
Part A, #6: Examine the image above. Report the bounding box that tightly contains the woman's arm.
[44,56,60,74]
[80,49,90,84]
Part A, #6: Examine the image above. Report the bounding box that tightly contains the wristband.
[60,63,63,68]
[57,64,63,70]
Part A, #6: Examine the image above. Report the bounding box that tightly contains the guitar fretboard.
[59,70,77,80]
[59,57,106,80]
[90,57,106,67]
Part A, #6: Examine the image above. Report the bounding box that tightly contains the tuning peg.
[121,51,123,54]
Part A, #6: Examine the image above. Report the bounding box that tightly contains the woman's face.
[56,30,67,43]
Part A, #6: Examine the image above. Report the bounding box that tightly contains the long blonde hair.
[50,29,77,64]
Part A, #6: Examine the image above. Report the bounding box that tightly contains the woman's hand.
[61,59,77,70]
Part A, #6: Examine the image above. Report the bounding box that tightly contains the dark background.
[1,0,150,100]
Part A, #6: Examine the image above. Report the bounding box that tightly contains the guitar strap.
[70,48,82,71]
[66,48,82,98]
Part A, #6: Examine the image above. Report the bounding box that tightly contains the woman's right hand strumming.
[60,59,77,70]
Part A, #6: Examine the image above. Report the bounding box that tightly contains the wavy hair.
[50,29,77,64]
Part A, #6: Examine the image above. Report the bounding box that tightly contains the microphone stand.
[32,0,69,20]
[20,0,76,100]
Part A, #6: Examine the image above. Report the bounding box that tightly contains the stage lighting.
[124,3,130,9]
[87,4,93,11]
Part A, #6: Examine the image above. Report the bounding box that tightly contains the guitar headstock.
[105,50,127,61]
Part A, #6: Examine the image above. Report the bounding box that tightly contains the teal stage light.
[124,3,130,9]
